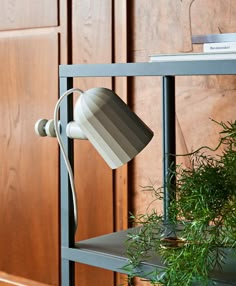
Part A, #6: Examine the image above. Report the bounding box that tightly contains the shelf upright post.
[59,76,75,286]
[162,76,176,226]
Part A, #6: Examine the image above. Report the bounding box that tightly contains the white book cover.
[149,52,236,62]
[203,42,236,53]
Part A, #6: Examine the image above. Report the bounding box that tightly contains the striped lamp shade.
[66,87,154,169]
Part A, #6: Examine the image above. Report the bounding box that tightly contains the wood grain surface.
[0,271,51,286]
[129,0,236,242]
[0,0,58,31]
[0,1,70,285]
[72,0,115,285]
[129,1,236,278]
[113,1,129,285]
[0,34,59,285]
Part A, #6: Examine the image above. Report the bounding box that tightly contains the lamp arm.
[54,88,84,233]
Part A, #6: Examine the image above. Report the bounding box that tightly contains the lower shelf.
[61,228,236,285]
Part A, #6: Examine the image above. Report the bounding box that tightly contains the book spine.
[203,42,236,53]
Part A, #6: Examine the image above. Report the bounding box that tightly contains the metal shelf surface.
[60,60,236,78]
[61,228,236,285]
[62,228,163,275]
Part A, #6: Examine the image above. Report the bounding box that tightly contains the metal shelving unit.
[59,60,236,286]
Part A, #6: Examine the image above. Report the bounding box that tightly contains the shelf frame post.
[162,76,176,224]
[60,76,75,286]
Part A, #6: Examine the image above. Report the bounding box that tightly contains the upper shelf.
[59,59,236,78]
[61,228,236,285]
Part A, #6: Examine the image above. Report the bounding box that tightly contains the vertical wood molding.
[113,1,128,285]
[72,1,114,285]
[180,0,195,52]
[113,0,128,232]
[59,0,70,64]
[114,0,127,63]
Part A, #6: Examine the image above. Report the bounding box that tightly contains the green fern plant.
[125,120,236,286]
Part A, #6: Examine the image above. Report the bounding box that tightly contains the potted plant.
[125,120,236,286]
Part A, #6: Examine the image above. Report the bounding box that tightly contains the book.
[203,42,236,53]
[149,52,236,62]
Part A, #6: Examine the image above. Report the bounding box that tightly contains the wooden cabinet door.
[0,1,62,285]
[0,33,59,286]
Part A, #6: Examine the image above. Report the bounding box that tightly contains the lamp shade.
[66,87,154,169]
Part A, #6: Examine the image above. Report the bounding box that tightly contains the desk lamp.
[35,87,154,230]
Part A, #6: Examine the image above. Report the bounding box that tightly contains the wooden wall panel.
[0,271,51,286]
[113,3,128,285]
[0,0,58,30]
[128,1,236,285]
[0,1,69,285]
[72,0,114,285]
[113,0,128,232]
[0,34,59,285]
[129,0,236,229]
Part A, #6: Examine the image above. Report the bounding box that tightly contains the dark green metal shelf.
[59,57,236,286]
[61,228,236,285]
